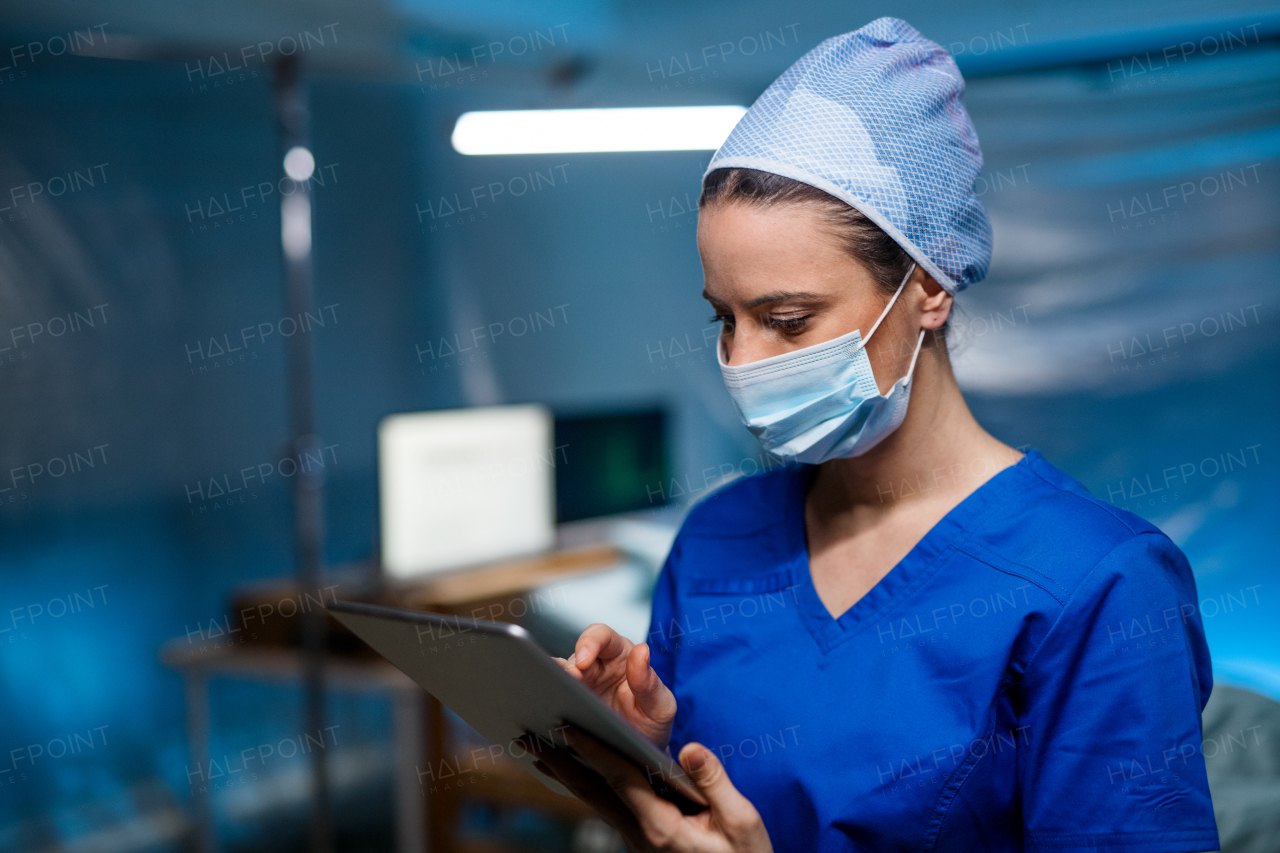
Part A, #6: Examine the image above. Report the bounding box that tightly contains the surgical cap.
[705,17,992,293]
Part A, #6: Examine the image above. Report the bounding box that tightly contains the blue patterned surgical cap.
[705,17,992,293]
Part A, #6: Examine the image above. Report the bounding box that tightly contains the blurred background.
[0,0,1277,851]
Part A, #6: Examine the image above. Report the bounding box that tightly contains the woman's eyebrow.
[747,290,824,307]
[702,289,826,309]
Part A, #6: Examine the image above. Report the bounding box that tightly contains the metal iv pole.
[272,52,332,853]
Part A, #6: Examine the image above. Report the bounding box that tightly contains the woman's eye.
[708,313,734,327]
[766,315,809,333]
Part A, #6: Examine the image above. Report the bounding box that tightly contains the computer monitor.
[553,408,669,522]
[378,404,556,580]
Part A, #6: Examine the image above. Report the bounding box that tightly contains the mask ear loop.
[896,262,929,383]
[902,329,926,383]
[861,263,927,389]
[857,262,916,350]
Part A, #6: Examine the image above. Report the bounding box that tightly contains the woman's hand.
[532,727,773,853]
[555,623,676,749]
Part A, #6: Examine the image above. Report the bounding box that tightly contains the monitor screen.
[553,408,668,523]
[378,404,556,579]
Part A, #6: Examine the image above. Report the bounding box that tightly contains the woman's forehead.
[698,205,868,287]
[698,202,839,252]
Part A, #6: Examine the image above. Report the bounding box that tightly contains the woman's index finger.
[575,622,632,670]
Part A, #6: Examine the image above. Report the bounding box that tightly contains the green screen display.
[553,408,669,522]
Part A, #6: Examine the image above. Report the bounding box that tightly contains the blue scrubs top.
[647,449,1219,853]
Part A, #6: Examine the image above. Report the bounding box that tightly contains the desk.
[160,644,425,853]
[162,544,622,853]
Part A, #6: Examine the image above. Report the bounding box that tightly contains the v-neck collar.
[784,450,1038,654]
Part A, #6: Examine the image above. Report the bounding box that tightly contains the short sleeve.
[646,539,680,691]
[1018,532,1220,852]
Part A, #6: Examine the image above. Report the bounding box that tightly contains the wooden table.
[160,643,425,853]
[162,544,622,853]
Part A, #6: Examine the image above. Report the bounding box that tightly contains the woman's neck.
[810,337,1022,515]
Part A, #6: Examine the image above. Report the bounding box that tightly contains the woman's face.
[697,201,949,388]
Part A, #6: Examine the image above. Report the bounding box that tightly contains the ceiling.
[4,0,1279,98]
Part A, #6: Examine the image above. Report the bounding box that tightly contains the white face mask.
[717,265,924,465]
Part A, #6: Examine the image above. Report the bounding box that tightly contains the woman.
[534,18,1219,853]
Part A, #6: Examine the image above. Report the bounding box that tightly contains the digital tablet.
[326,600,708,815]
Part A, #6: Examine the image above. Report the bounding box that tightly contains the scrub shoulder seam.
[1021,458,1151,539]
[954,541,1071,606]
[1018,532,1173,681]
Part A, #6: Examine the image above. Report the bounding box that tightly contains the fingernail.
[685,746,707,773]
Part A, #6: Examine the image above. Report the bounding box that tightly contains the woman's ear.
[914,267,953,330]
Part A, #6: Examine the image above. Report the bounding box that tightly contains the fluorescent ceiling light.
[451,106,747,155]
